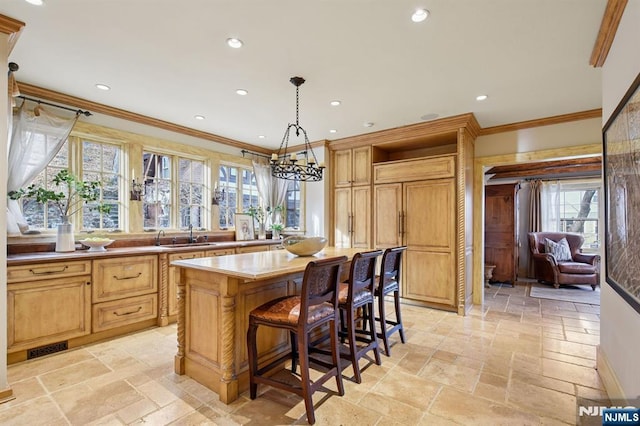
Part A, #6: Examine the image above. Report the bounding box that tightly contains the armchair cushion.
[544,237,572,262]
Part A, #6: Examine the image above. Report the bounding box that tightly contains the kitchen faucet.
[155,229,165,246]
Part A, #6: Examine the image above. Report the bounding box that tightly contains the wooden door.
[352,186,371,248]
[374,183,402,248]
[333,150,352,187]
[334,187,352,248]
[484,183,519,283]
[403,179,456,306]
[351,146,371,186]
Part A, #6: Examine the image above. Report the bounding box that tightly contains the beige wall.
[599,0,640,401]
[1,31,11,394]
[475,117,601,158]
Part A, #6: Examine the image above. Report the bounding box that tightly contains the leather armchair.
[528,232,600,290]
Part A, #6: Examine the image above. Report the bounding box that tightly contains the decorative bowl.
[80,238,115,252]
[282,236,327,256]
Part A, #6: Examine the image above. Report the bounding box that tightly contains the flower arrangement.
[9,169,111,220]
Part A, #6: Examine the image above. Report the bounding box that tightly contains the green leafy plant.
[271,223,284,232]
[9,169,111,218]
[247,205,266,225]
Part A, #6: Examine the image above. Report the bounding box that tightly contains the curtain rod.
[17,95,92,117]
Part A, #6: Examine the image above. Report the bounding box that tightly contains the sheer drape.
[540,180,560,232]
[252,161,288,225]
[6,103,79,233]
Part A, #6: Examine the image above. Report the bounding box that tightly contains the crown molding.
[479,109,602,136]
[0,14,25,55]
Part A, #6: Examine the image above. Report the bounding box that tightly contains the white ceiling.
[2,0,606,150]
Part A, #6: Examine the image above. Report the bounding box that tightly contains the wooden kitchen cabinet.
[484,183,520,284]
[7,260,92,353]
[167,251,205,318]
[235,244,271,253]
[374,177,456,307]
[92,255,158,332]
[333,146,372,248]
[333,146,371,187]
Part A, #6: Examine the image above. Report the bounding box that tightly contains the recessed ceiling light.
[95,83,110,91]
[476,95,488,101]
[330,100,341,106]
[236,89,248,96]
[258,135,265,139]
[420,113,439,121]
[24,0,44,5]
[411,9,429,23]
[194,115,205,120]
[226,38,243,48]
[363,122,374,128]
[329,129,337,134]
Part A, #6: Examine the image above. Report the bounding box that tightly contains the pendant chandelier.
[270,77,325,181]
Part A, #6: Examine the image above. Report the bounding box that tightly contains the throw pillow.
[544,237,572,262]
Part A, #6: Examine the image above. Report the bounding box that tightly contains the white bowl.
[80,239,115,252]
[282,236,327,256]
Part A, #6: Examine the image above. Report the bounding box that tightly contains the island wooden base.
[174,267,303,403]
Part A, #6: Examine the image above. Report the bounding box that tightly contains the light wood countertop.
[171,247,363,280]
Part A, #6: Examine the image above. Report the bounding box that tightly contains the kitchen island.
[171,246,362,403]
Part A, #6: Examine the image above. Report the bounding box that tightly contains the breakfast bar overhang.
[171,247,361,404]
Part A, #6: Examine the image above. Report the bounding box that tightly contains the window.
[218,164,257,229]
[284,180,301,229]
[81,140,122,230]
[543,179,600,248]
[143,151,206,230]
[19,139,124,231]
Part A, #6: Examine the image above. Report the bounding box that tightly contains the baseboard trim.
[596,344,628,402]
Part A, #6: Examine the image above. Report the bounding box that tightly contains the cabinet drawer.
[8,260,91,283]
[373,155,455,184]
[168,251,205,262]
[205,248,235,257]
[92,293,158,332]
[236,245,270,254]
[92,255,158,303]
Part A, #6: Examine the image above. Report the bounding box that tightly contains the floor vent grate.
[27,341,68,360]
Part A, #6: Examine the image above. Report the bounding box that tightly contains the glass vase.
[258,223,266,240]
[56,215,75,252]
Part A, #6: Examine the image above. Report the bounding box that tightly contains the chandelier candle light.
[270,77,325,181]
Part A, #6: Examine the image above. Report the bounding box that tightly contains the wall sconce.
[130,178,144,201]
[212,185,225,205]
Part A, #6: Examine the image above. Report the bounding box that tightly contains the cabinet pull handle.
[398,212,402,236]
[112,272,142,280]
[348,214,353,234]
[29,265,69,275]
[180,255,197,259]
[113,306,143,316]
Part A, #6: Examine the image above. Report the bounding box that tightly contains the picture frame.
[602,71,640,315]
[235,213,255,241]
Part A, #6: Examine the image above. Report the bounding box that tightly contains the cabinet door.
[168,251,205,317]
[484,183,518,283]
[403,179,456,306]
[334,187,352,248]
[351,146,371,186]
[374,183,402,248]
[8,276,91,352]
[333,150,353,187]
[351,186,371,248]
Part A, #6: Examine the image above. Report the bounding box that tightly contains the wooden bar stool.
[246,256,347,425]
[337,249,383,383]
[374,246,407,356]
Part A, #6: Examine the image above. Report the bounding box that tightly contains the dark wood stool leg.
[378,293,391,356]
[247,323,259,399]
[394,290,405,343]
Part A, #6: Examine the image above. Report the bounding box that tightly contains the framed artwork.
[603,71,640,315]
[235,213,254,241]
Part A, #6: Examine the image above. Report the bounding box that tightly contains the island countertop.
[171,246,363,280]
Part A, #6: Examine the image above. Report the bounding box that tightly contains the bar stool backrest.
[348,250,383,302]
[299,256,348,325]
[378,246,407,295]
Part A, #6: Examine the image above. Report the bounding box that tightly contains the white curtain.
[540,180,560,232]
[252,160,288,225]
[6,103,79,233]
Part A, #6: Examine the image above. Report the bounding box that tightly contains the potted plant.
[247,205,267,239]
[271,223,284,240]
[9,169,110,252]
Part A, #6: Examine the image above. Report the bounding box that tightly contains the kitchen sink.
[160,242,218,248]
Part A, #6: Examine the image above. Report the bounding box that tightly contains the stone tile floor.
[1,282,607,425]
